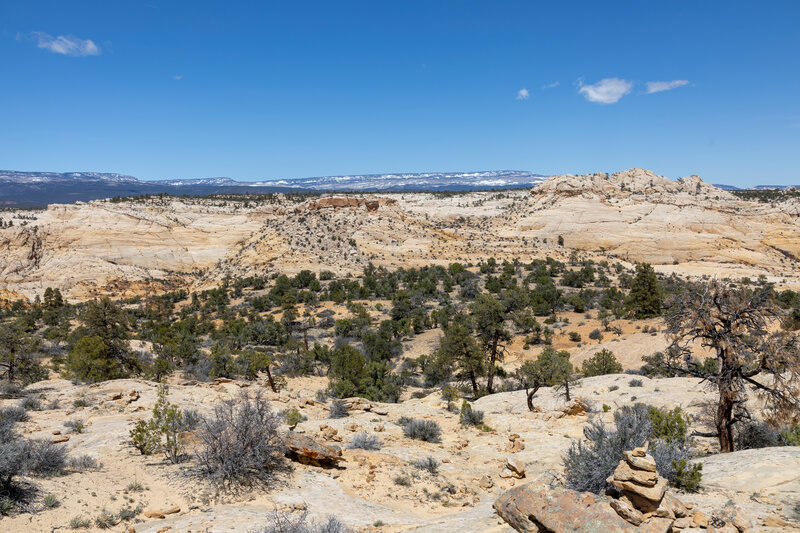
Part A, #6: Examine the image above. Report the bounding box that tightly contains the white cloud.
[645,80,689,94]
[542,81,559,90]
[578,77,633,104]
[30,32,100,57]
[516,88,530,100]
[173,75,183,80]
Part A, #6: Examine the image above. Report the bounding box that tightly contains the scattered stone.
[479,475,494,489]
[504,456,525,479]
[52,435,69,443]
[762,516,789,527]
[693,510,709,528]
[561,398,588,416]
[144,510,166,519]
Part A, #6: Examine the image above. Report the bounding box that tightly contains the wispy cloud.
[645,80,689,94]
[542,81,559,90]
[173,75,183,81]
[29,32,100,56]
[516,88,530,100]
[577,77,632,104]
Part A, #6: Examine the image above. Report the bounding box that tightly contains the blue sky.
[1,1,798,186]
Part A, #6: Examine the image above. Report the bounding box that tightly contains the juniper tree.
[470,293,510,394]
[516,347,575,410]
[626,262,662,318]
[662,280,800,452]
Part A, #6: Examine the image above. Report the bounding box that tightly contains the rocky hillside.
[1,169,799,301]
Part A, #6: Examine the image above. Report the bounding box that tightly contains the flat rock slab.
[698,447,800,493]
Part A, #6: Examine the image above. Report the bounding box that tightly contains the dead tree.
[662,279,800,453]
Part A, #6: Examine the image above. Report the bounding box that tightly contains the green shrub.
[43,494,61,509]
[581,349,623,377]
[459,400,484,427]
[282,408,304,429]
[69,516,91,529]
[647,407,688,444]
[672,459,702,492]
[128,386,186,463]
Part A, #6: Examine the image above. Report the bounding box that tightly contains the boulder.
[610,497,645,526]
[505,456,526,478]
[283,432,344,467]
[494,484,639,532]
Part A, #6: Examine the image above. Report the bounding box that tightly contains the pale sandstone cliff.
[1,170,799,301]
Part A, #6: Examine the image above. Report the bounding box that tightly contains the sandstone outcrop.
[284,432,345,467]
[299,196,396,212]
[494,484,640,532]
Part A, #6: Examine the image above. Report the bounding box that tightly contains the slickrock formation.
[2,169,800,301]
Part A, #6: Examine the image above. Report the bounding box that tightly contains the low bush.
[1,406,30,423]
[648,407,688,444]
[67,454,102,471]
[411,456,440,475]
[734,420,800,449]
[459,401,484,427]
[628,378,643,387]
[253,511,352,533]
[64,419,85,434]
[329,401,349,419]
[24,439,68,476]
[563,403,700,493]
[347,432,382,450]
[43,493,60,509]
[195,391,288,492]
[282,408,304,428]
[69,516,92,529]
[20,397,42,411]
[94,509,118,529]
[401,418,441,442]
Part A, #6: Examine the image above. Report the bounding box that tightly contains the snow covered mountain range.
[0,170,547,207]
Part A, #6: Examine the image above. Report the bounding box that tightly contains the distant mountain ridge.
[0,170,548,207]
[0,169,796,208]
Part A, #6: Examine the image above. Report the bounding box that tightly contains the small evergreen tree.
[581,349,623,377]
[625,263,662,318]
